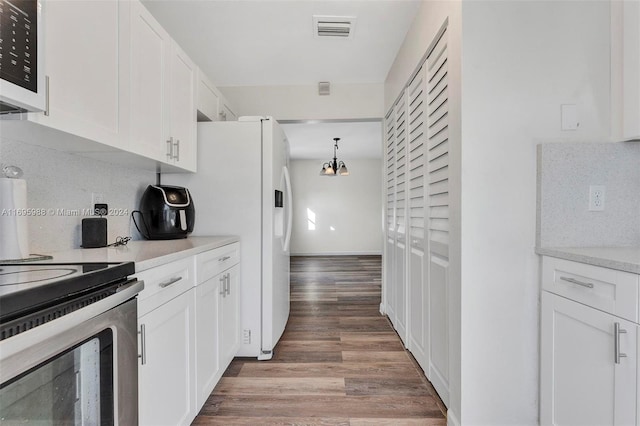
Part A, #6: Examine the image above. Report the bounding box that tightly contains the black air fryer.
[137,185,195,239]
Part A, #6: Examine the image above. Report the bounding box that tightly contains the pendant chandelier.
[319,138,349,176]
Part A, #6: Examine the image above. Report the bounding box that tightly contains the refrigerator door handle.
[283,165,293,252]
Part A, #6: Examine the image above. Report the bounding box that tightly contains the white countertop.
[43,236,239,272]
[536,246,640,274]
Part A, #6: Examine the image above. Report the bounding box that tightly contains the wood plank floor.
[193,255,447,425]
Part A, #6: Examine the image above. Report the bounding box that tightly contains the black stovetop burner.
[0,262,135,333]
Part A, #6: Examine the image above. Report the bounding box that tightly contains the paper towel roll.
[0,178,30,260]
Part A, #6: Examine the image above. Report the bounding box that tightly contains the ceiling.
[142,0,421,87]
[142,0,415,160]
[282,121,382,160]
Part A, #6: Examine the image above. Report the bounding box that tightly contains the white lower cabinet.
[194,243,241,409]
[540,256,640,426]
[137,242,241,425]
[195,272,221,409]
[138,289,196,426]
[220,264,240,366]
[135,257,196,426]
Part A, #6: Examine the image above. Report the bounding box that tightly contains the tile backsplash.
[1,138,156,253]
[537,142,640,247]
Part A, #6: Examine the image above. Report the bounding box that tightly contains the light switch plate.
[561,104,579,130]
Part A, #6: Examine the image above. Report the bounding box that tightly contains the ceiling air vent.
[313,15,357,39]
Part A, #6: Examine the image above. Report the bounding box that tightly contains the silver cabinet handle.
[615,322,628,364]
[139,324,147,365]
[219,275,226,296]
[166,137,174,160]
[44,75,50,116]
[174,139,180,161]
[560,276,594,289]
[219,256,231,262]
[225,273,230,296]
[159,276,182,288]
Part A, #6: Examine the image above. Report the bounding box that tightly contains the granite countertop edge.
[536,246,640,275]
[45,236,240,273]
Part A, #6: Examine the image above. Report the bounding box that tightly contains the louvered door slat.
[429,139,449,163]
[427,29,449,247]
[385,110,396,232]
[407,64,427,242]
[395,96,408,235]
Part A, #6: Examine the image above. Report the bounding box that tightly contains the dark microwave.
[0,0,45,114]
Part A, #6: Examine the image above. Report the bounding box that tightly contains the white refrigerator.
[166,116,292,360]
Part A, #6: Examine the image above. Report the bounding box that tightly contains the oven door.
[0,280,142,425]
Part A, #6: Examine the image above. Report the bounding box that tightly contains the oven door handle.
[139,324,147,365]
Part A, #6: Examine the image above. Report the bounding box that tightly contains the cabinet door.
[219,98,237,121]
[220,265,240,367]
[169,44,197,171]
[138,289,196,426]
[197,69,220,122]
[540,292,637,426]
[129,0,170,162]
[623,0,640,140]
[195,276,221,409]
[32,0,124,148]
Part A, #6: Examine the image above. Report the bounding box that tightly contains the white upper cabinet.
[197,68,221,122]
[128,1,197,172]
[129,0,171,162]
[169,44,197,171]
[613,0,640,140]
[28,0,126,148]
[196,68,238,123]
[622,1,640,140]
[219,97,238,122]
[2,0,223,172]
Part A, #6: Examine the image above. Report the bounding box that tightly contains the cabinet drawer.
[136,257,195,317]
[195,243,240,284]
[542,257,640,322]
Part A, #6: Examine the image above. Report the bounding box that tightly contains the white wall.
[289,159,382,255]
[385,0,612,424]
[220,83,384,121]
[459,1,611,425]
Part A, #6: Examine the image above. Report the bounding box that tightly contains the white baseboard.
[447,408,460,426]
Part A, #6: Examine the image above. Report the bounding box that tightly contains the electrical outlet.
[243,329,251,344]
[91,193,104,213]
[588,185,605,211]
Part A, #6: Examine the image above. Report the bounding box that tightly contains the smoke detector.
[313,15,356,38]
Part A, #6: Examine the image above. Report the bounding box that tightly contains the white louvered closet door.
[384,109,396,322]
[426,27,450,407]
[406,64,429,371]
[393,95,408,343]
